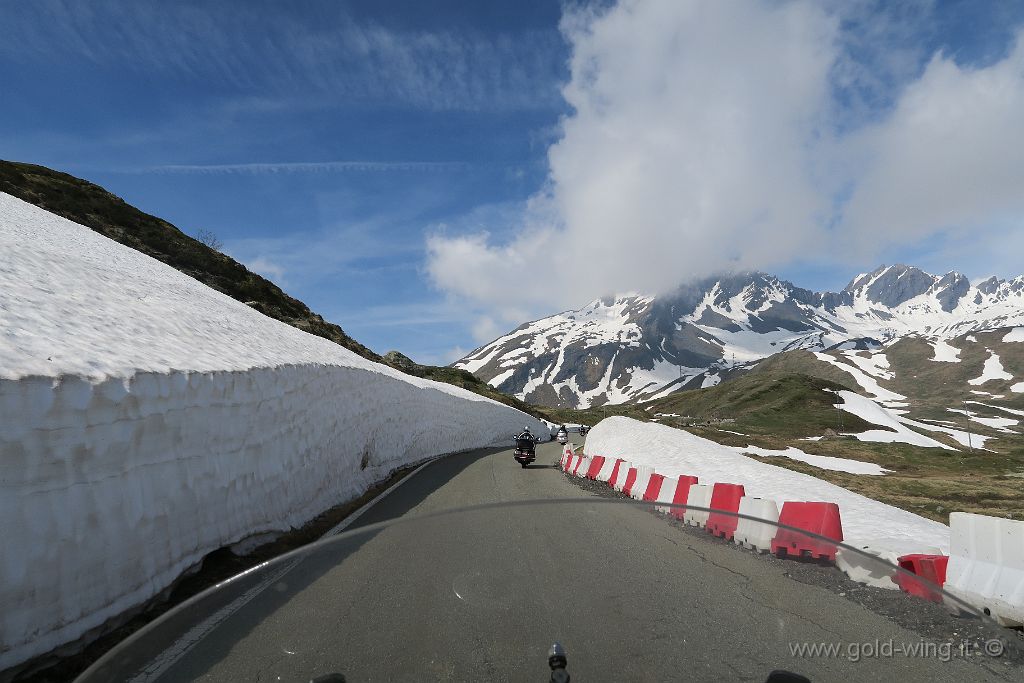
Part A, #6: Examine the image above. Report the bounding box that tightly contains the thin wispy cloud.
[148,161,473,175]
[0,0,566,112]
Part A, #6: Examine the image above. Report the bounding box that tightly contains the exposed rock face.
[455,265,1024,408]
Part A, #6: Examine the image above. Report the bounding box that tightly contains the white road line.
[128,456,442,682]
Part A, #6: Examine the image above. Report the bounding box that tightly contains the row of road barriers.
[559,444,1024,632]
[560,446,843,562]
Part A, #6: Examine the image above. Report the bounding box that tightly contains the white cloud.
[427,1,1024,329]
[428,0,840,312]
[471,316,503,344]
[838,35,1024,253]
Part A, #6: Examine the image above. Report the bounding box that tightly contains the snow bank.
[1004,327,1024,343]
[584,417,950,555]
[0,193,546,670]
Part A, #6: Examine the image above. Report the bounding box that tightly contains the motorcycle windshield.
[75,500,1021,683]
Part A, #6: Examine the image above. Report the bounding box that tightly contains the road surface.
[91,441,1014,682]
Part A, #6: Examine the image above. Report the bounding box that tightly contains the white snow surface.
[929,338,962,362]
[0,192,547,669]
[584,417,949,554]
[967,401,1024,417]
[834,391,954,449]
[734,445,889,476]
[947,409,1018,432]
[1004,327,1024,342]
[813,353,907,406]
[967,351,1014,385]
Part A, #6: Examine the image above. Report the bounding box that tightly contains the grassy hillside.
[0,160,540,412]
[656,344,1024,522]
[645,371,872,437]
[548,360,1024,522]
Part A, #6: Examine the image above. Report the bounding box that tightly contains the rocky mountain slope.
[455,266,1024,408]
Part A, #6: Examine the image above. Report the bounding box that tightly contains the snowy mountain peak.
[456,265,1024,408]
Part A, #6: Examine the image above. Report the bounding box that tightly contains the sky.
[2,0,1024,364]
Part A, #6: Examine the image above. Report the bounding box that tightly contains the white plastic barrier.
[654,475,677,514]
[945,512,1024,627]
[612,462,633,492]
[834,543,927,591]
[596,457,618,482]
[733,497,780,553]
[684,484,713,528]
[630,466,655,500]
[574,455,592,477]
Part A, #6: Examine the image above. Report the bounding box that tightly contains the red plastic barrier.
[771,502,844,563]
[586,456,607,480]
[642,473,666,502]
[893,554,949,602]
[622,467,639,497]
[606,459,625,487]
[669,475,699,520]
[706,483,746,540]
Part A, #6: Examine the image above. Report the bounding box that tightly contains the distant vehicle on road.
[556,426,568,445]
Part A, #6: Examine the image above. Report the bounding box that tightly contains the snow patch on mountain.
[834,391,953,449]
[967,351,1014,385]
[814,353,907,406]
[930,338,962,362]
[736,444,889,475]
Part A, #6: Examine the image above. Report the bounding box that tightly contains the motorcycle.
[578,425,589,437]
[556,428,568,445]
[513,434,539,467]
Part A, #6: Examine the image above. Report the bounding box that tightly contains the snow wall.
[0,192,547,670]
[0,368,546,672]
[584,416,950,555]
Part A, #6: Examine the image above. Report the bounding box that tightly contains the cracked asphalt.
[111,442,1019,682]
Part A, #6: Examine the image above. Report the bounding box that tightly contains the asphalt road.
[94,441,1015,682]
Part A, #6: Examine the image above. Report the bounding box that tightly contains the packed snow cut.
[0,193,546,670]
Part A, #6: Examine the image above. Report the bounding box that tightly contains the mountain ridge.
[454,264,1024,408]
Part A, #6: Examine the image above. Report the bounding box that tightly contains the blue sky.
[3,0,1024,364]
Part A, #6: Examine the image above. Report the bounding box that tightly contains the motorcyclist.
[516,427,537,443]
[556,425,568,444]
